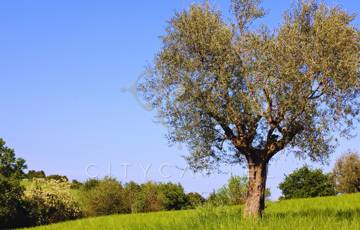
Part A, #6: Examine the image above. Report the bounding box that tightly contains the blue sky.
[0,0,359,200]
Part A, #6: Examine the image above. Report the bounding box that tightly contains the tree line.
[1,137,360,228]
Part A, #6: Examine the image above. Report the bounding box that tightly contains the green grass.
[26,193,360,230]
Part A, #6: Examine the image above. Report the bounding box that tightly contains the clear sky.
[1,0,359,200]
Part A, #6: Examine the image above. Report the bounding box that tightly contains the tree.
[279,166,336,199]
[46,174,69,181]
[0,138,27,178]
[132,182,162,213]
[333,152,360,193]
[207,175,270,206]
[80,177,127,216]
[158,182,188,210]
[124,181,142,213]
[140,0,360,217]
[185,192,205,209]
[27,170,46,179]
[0,175,28,229]
[228,176,248,205]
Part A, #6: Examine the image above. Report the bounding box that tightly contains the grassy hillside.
[26,193,360,230]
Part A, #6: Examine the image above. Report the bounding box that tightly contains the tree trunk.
[244,160,268,218]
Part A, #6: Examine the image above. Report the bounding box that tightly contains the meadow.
[26,193,360,230]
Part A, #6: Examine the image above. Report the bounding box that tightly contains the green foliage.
[279,166,336,199]
[207,175,271,206]
[333,152,360,193]
[0,138,27,178]
[0,175,29,229]
[80,177,127,216]
[140,0,360,177]
[132,182,163,213]
[82,178,100,191]
[158,183,188,210]
[228,176,248,205]
[130,182,189,213]
[185,192,205,209]
[27,193,360,230]
[27,170,46,179]
[70,179,83,190]
[24,178,82,225]
[140,0,359,217]
[47,174,69,181]
[124,181,142,212]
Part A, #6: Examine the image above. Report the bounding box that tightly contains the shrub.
[279,166,336,199]
[24,178,82,225]
[80,177,127,216]
[333,152,360,194]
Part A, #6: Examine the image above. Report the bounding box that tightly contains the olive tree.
[140,0,360,217]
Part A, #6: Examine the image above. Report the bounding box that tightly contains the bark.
[244,160,268,218]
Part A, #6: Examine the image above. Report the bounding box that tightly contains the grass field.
[26,193,360,230]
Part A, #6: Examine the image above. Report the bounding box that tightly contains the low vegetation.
[26,193,360,230]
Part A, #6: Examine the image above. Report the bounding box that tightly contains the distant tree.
[158,183,188,210]
[132,182,162,213]
[46,174,68,181]
[124,181,142,213]
[70,179,83,190]
[279,166,336,199]
[27,170,46,179]
[333,152,360,193]
[228,176,248,205]
[83,178,100,191]
[0,138,27,178]
[186,192,205,209]
[80,177,127,216]
[207,175,270,206]
[140,0,360,217]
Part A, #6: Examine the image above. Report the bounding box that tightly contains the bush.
[24,178,82,225]
[333,152,360,194]
[80,177,128,216]
[279,166,336,199]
